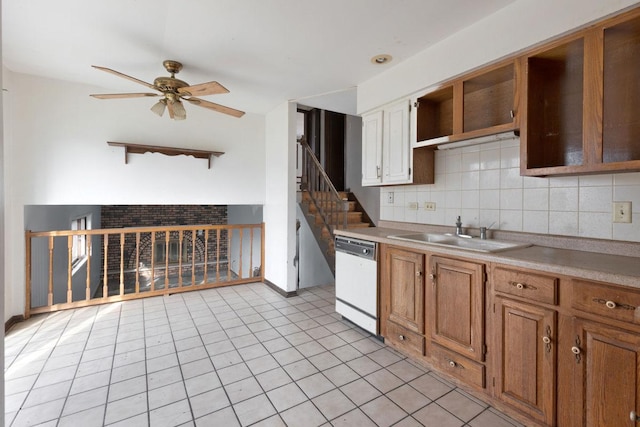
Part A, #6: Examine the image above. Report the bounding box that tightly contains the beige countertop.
[335,226,640,289]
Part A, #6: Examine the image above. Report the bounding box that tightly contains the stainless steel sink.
[387,232,532,253]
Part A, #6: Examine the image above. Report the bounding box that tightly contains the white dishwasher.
[335,236,378,335]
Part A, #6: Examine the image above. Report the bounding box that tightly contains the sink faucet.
[455,216,463,236]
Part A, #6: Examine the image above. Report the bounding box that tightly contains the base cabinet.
[380,246,425,357]
[429,256,485,362]
[560,318,640,427]
[494,297,556,425]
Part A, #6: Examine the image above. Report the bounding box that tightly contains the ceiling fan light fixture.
[173,100,187,120]
[150,99,167,117]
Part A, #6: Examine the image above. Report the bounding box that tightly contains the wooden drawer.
[571,279,640,325]
[430,343,485,389]
[385,321,424,357]
[493,266,558,305]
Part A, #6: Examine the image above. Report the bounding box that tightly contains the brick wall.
[100,205,228,286]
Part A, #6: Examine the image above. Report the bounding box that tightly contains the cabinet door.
[429,256,485,361]
[382,100,412,185]
[564,318,640,427]
[383,246,424,334]
[494,297,556,425]
[361,110,383,186]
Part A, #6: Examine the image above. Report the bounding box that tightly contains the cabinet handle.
[592,298,636,311]
[543,325,552,353]
[509,281,537,291]
[399,335,405,341]
[631,411,639,422]
[510,109,515,119]
[376,166,381,178]
[573,335,582,364]
[416,271,422,277]
[449,360,456,368]
[542,336,551,344]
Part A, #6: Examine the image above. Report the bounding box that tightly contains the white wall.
[358,0,640,113]
[4,71,266,319]
[263,102,297,292]
[295,205,334,289]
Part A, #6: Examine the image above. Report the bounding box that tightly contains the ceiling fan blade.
[186,97,245,118]
[166,100,176,119]
[92,65,157,90]
[90,93,159,99]
[177,81,229,97]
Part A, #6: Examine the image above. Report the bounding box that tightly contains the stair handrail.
[299,138,348,235]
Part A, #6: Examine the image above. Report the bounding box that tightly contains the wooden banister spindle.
[48,236,54,307]
[239,228,244,279]
[216,229,221,283]
[120,233,125,296]
[103,235,109,298]
[86,235,92,301]
[204,229,209,284]
[67,236,73,303]
[164,232,170,291]
[150,232,156,292]
[178,230,183,287]
[135,232,140,294]
[191,230,196,286]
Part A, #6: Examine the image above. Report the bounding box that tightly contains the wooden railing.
[299,139,349,235]
[25,223,264,317]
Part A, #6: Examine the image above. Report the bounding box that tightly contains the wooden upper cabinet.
[521,7,640,176]
[429,256,485,362]
[412,60,518,148]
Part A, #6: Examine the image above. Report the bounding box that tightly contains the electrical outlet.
[613,201,632,223]
[387,192,394,204]
[408,202,418,210]
[424,202,436,211]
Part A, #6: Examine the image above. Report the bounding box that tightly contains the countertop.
[334,226,640,289]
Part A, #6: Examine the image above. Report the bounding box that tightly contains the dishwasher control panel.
[335,236,377,260]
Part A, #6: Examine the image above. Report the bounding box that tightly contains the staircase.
[298,139,373,272]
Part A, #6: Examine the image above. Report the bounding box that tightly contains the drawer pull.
[445,357,463,369]
[571,346,581,355]
[542,336,551,344]
[631,411,639,422]
[509,281,537,291]
[399,335,405,341]
[416,271,422,277]
[592,298,636,311]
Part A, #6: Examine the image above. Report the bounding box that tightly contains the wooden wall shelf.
[107,142,224,169]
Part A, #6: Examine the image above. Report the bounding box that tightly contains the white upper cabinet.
[362,110,384,186]
[362,100,413,186]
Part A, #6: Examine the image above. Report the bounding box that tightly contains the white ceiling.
[2,0,514,116]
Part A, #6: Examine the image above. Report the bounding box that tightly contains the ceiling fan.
[90,60,245,120]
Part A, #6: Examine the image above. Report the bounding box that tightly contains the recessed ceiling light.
[371,54,392,65]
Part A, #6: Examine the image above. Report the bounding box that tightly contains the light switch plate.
[613,201,632,223]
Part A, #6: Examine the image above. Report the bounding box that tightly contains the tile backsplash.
[380,137,640,243]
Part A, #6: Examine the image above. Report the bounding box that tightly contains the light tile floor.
[5,283,525,427]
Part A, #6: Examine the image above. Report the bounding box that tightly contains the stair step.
[302,191,349,201]
[314,211,363,225]
[308,201,357,213]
